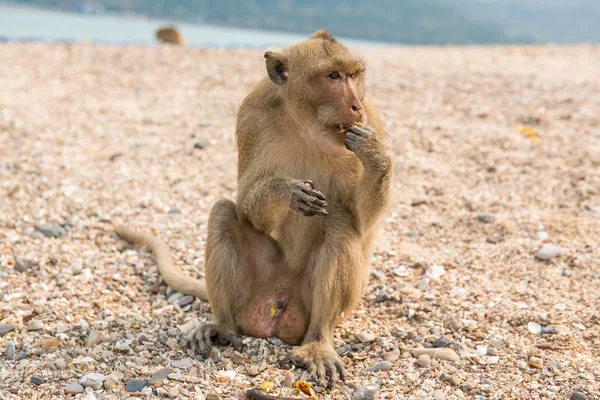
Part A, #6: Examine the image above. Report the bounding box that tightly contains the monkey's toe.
[290,343,345,389]
[186,323,241,357]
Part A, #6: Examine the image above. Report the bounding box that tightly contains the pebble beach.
[0,43,599,399]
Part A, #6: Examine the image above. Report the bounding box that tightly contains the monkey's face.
[264,34,367,137]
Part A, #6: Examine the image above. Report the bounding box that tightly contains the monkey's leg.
[187,199,283,356]
[290,210,369,388]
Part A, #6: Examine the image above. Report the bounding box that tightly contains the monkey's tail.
[113,224,208,300]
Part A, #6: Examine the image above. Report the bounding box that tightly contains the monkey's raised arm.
[345,103,393,232]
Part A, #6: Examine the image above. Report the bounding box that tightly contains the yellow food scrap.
[258,381,273,392]
[295,380,318,399]
[270,302,277,318]
[517,125,541,143]
[337,121,363,134]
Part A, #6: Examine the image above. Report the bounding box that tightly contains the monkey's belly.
[238,293,307,346]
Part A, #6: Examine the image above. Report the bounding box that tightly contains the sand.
[0,42,599,399]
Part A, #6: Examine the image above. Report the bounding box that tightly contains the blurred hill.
[447,0,600,44]
[6,0,598,45]
[2,0,524,45]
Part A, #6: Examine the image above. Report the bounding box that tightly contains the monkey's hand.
[344,125,387,167]
[186,322,242,357]
[289,342,346,389]
[290,180,328,217]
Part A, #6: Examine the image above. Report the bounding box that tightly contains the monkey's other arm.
[236,174,328,234]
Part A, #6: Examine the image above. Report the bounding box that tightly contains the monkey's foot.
[289,342,346,389]
[186,322,242,357]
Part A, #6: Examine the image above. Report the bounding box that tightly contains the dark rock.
[486,235,503,244]
[30,376,45,385]
[5,341,15,360]
[14,258,30,273]
[406,231,420,238]
[178,295,194,307]
[477,214,495,224]
[571,392,587,400]
[15,351,27,361]
[194,142,205,150]
[541,326,555,335]
[411,198,427,207]
[0,324,15,337]
[35,223,66,238]
[168,208,181,214]
[365,361,392,372]
[125,379,149,393]
[335,345,352,356]
[375,293,390,303]
[433,336,451,348]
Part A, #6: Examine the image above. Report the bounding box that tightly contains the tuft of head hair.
[310,30,337,42]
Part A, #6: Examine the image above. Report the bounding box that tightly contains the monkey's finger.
[298,192,327,208]
[302,180,316,189]
[300,187,326,202]
[348,125,374,136]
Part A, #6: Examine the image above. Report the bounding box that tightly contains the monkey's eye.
[328,71,341,80]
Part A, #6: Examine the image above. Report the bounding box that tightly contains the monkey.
[155,26,186,47]
[115,29,392,388]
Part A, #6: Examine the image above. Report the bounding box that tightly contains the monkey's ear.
[264,50,289,85]
[310,29,336,42]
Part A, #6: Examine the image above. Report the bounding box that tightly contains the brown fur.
[114,30,392,389]
[155,26,186,46]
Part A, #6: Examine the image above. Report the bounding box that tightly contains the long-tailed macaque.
[115,29,392,388]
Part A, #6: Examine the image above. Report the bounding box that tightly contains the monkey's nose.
[351,104,361,112]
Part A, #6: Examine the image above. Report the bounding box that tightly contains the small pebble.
[14,258,30,273]
[86,331,101,347]
[26,319,44,331]
[370,270,386,280]
[206,394,222,400]
[0,324,15,337]
[486,356,500,365]
[150,367,171,383]
[80,373,105,390]
[178,295,194,307]
[365,361,392,372]
[571,392,587,400]
[413,348,460,362]
[406,231,420,238]
[65,383,84,394]
[336,345,352,356]
[35,223,66,238]
[433,336,451,348]
[434,389,446,400]
[536,244,563,260]
[417,354,431,367]
[267,337,283,346]
[172,358,193,369]
[477,214,495,223]
[282,372,294,388]
[168,208,181,214]
[194,142,205,149]
[356,331,376,343]
[417,277,430,291]
[5,341,15,360]
[15,351,27,361]
[340,385,352,397]
[486,235,503,244]
[527,322,542,335]
[351,384,379,400]
[125,379,149,393]
[30,376,45,385]
[382,349,400,362]
[375,293,390,303]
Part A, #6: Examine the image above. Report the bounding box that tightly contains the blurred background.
[1,0,599,47]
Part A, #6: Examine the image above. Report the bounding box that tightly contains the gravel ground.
[0,43,599,400]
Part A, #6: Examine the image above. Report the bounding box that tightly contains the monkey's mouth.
[335,121,362,134]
